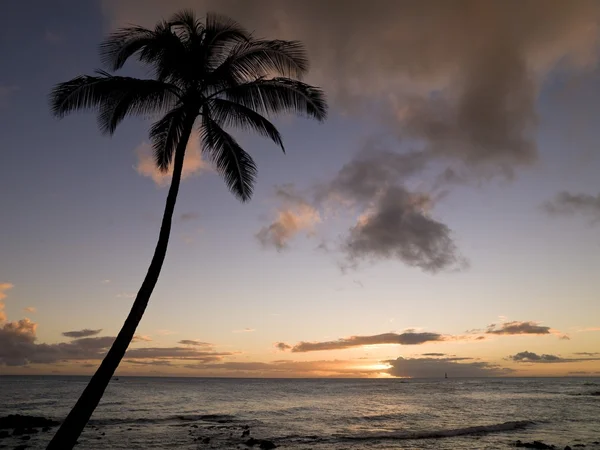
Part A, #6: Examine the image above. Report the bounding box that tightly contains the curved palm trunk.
[47,119,195,450]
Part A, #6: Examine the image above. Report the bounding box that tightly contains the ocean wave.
[337,420,534,441]
[89,413,237,426]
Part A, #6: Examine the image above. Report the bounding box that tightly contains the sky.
[1,0,600,378]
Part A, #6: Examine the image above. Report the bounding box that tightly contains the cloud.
[509,351,562,362]
[275,342,292,351]
[104,0,600,174]
[132,334,152,342]
[124,347,232,362]
[422,353,447,357]
[0,283,14,322]
[508,351,600,363]
[256,185,321,250]
[341,186,464,272]
[62,329,103,338]
[233,328,255,333]
[178,339,212,347]
[543,191,600,223]
[387,356,512,378]
[486,321,551,335]
[134,133,208,186]
[0,283,14,302]
[574,352,600,356]
[290,331,445,353]
[116,292,135,299]
[124,359,173,366]
[23,307,36,314]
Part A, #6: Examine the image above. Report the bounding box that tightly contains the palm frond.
[212,39,309,82]
[149,105,190,171]
[222,77,327,122]
[99,25,155,70]
[208,98,284,152]
[200,112,257,202]
[100,21,188,84]
[203,12,251,70]
[50,72,180,133]
[170,9,203,39]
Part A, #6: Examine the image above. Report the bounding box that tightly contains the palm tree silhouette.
[47,10,327,449]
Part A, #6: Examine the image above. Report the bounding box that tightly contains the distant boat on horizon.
[445,372,448,379]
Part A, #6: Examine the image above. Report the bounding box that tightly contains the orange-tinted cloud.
[256,185,320,250]
[134,133,208,186]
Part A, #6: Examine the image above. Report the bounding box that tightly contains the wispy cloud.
[178,339,212,347]
[256,185,320,250]
[132,334,152,343]
[23,307,36,314]
[179,212,199,222]
[543,191,600,223]
[62,329,102,338]
[274,342,292,351]
[233,328,255,333]
[116,292,135,299]
[134,134,208,186]
[0,283,14,322]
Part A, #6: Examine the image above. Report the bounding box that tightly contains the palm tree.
[47,10,326,449]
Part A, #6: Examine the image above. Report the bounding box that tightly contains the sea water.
[0,376,599,449]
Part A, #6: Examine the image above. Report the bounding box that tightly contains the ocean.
[0,376,599,449]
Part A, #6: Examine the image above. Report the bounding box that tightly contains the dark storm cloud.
[62,329,102,338]
[486,321,551,335]
[342,186,463,273]
[105,0,600,171]
[386,356,512,378]
[315,148,430,205]
[103,0,600,272]
[543,191,600,223]
[290,332,445,353]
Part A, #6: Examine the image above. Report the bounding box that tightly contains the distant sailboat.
[444,372,448,379]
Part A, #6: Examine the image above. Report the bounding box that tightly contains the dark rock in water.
[12,429,24,437]
[514,441,555,449]
[564,446,571,450]
[244,438,277,449]
[242,429,250,437]
[201,437,210,444]
[0,415,59,430]
[41,427,50,433]
[19,437,30,442]
[242,425,250,430]
[24,429,37,435]
[588,391,600,396]
[13,445,29,450]
[190,424,198,429]
[127,428,132,431]
[101,432,105,436]
[573,445,585,448]
[0,431,9,439]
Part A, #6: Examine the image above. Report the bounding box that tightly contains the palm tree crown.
[50,10,327,201]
